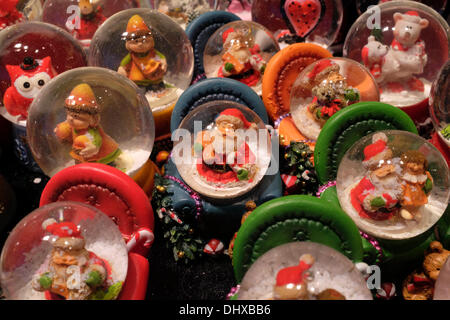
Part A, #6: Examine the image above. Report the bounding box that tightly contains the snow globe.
[235,242,372,300]
[0,201,128,300]
[429,60,449,165]
[42,0,138,49]
[336,130,450,240]
[251,0,343,49]
[203,21,279,95]
[0,21,87,170]
[26,67,155,178]
[343,1,450,122]
[356,1,448,16]
[172,100,272,199]
[290,57,380,141]
[0,0,43,31]
[88,8,194,136]
[218,0,253,21]
[152,0,217,29]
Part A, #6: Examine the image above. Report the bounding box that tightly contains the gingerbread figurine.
[54,83,121,164]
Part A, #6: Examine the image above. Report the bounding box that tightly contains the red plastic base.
[399,98,430,124]
[431,132,450,167]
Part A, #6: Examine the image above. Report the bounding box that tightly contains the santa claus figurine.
[194,108,258,185]
[218,27,267,87]
[117,14,168,92]
[0,0,25,31]
[32,218,111,300]
[350,132,402,221]
[305,60,360,126]
[54,83,121,164]
[67,0,106,41]
[273,254,315,300]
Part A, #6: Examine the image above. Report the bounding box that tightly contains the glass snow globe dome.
[151,0,217,29]
[343,1,450,108]
[88,8,194,114]
[0,201,128,300]
[355,0,448,16]
[0,0,43,31]
[26,67,155,178]
[203,20,280,95]
[290,57,380,141]
[0,21,87,126]
[42,0,138,48]
[251,0,343,49]
[429,60,450,148]
[172,100,271,200]
[336,130,449,240]
[236,242,373,300]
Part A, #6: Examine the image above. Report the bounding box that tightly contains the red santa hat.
[222,27,235,43]
[275,254,314,287]
[215,108,255,129]
[42,218,83,239]
[400,11,422,23]
[362,132,391,167]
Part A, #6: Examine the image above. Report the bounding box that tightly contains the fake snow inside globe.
[88,9,194,113]
[152,0,216,30]
[0,21,87,126]
[0,201,128,300]
[343,1,450,108]
[26,67,155,177]
[203,21,279,95]
[336,130,450,240]
[251,0,343,49]
[429,60,450,148]
[236,242,373,300]
[42,0,138,48]
[356,1,448,16]
[172,100,272,200]
[290,57,379,141]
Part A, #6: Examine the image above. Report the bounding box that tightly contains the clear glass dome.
[434,256,450,300]
[26,67,155,177]
[217,0,253,21]
[152,0,217,29]
[42,0,138,47]
[251,0,343,49]
[203,20,279,95]
[237,242,372,300]
[356,0,448,16]
[429,60,450,148]
[0,201,128,300]
[0,0,43,31]
[337,130,450,240]
[0,21,87,126]
[88,8,194,113]
[343,1,450,108]
[172,100,271,200]
[290,57,379,141]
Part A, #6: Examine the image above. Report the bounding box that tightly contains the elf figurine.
[54,83,121,165]
[306,60,360,126]
[273,254,315,300]
[399,150,433,219]
[0,0,25,31]
[218,27,267,87]
[67,0,106,41]
[32,218,111,300]
[350,133,402,221]
[3,56,56,119]
[194,108,258,185]
[117,14,168,92]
